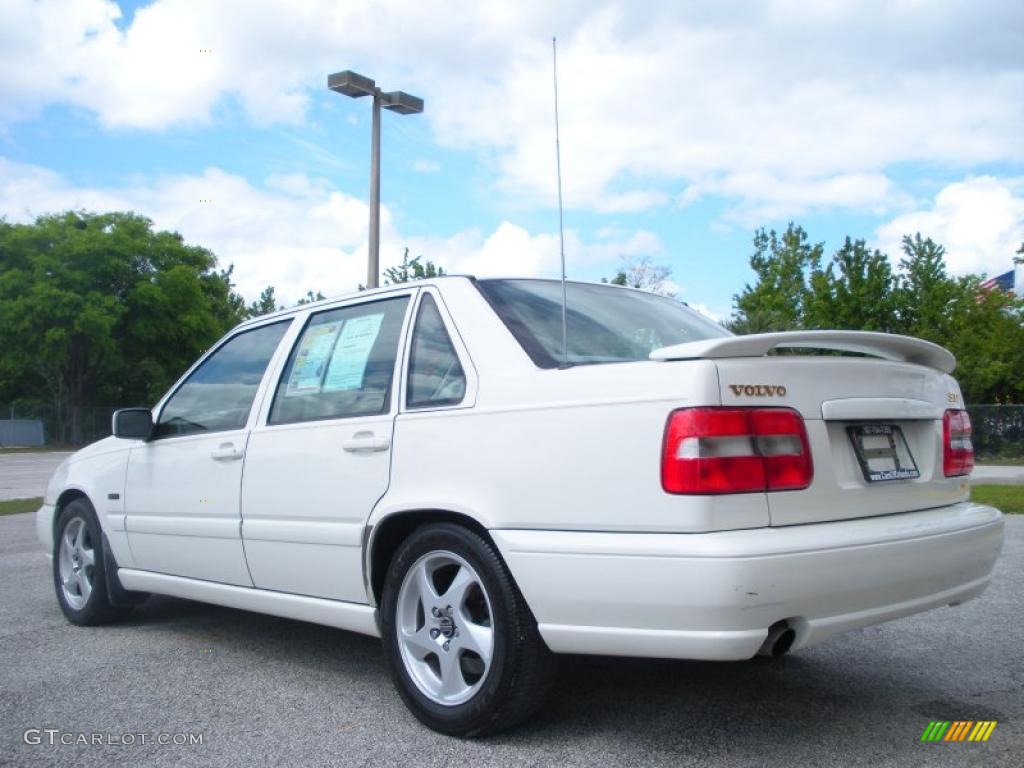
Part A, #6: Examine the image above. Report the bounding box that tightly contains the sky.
[0,0,1022,320]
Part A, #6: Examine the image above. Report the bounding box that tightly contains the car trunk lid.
[652,332,969,526]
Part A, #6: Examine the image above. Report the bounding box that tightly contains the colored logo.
[920,721,997,742]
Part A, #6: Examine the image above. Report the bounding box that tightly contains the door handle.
[342,431,391,453]
[211,442,244,461]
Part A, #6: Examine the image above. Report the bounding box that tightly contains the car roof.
[234,275,474,328]
[234,275,657,330]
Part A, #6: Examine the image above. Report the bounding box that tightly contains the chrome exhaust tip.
[757,621,796,658]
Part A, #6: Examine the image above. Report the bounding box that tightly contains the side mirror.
[112,408,154,440]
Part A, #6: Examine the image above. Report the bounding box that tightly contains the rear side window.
[269,296,409,424]
[155,321,290,438]
[407,294,466,408]
[475,279,731,368]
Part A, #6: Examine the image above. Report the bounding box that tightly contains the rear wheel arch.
[377,517,554,735]
[367,509,496,607]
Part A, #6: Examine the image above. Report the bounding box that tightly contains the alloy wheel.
[58,517,95,611]
[396,550,495,706]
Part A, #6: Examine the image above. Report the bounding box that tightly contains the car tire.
[381,522,553,737]
[53,498,135,625]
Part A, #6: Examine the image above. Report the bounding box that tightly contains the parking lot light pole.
[328,70,424,289]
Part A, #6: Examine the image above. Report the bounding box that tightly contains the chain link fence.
[0,404,117,448]
[967,405,1024,462]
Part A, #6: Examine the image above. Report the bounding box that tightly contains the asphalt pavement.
[0,452,72,501]
[1,511,1021,767]
[971,465,1024,485]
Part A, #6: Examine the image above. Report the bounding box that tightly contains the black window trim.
[265,291,416,427]
[399,288,476,413]
[150,317,294,441]
[405,291,468,411]
[472,277,555,369]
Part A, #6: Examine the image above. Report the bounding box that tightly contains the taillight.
[943,409,974,477]
[662,407,813,494]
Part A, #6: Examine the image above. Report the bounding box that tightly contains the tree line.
[728,224,1024,404]
[0,210,1020,443]
[0,212,246,443]
[0,213,445,442]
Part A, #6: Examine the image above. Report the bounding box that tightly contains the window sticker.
[285,321,342,396]
[322,313,385,392]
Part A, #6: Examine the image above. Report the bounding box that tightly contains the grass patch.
[971,484,1024,514]
[0,497,42,516]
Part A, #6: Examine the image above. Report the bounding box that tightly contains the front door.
[125,320,291,585]
[241,293,413,601]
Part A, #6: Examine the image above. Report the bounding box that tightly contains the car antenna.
[552,36,570,368]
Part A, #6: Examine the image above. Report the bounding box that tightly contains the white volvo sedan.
[37,277,1003,735]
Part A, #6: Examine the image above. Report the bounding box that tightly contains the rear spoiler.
[650,330,956,373]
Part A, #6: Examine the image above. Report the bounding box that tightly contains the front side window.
[269,296,409,424]
[475,279,731,368]
[155,321,290,438]
[407,294,466,408]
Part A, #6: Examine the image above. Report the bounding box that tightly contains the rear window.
[476,279,731,368]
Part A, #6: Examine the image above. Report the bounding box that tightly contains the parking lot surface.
[971,464,1024,485]
[1,511,1020,767]
[0,452,72,501]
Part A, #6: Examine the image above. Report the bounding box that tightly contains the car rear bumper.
[491,502,1004,661]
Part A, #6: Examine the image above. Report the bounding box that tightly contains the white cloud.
[406,221,662,280]
[0,156,658,302]
[592,190,670,214]
[0,157,374,301]
[874,176,1024,277]
[1,1,1020,220]
[412,159,440,173]
[681,172,913,225]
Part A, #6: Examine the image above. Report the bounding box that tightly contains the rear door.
[713,356,968,526]
[240,291,414,602]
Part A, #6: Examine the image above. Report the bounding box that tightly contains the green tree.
[247,286,281,317]
[218,264,248,324]
[0,211,246,442]
[894,234,959,339]
[730,223,824,333]
[382,248,444,285]
[727,224,1024,403]
[944,276,1024,403]
[247,287,327,316]
[805,237,898,332]
[884,233,1023,402]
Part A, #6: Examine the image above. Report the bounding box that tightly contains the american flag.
[979,269,1016,293]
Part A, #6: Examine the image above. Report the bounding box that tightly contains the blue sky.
[1,0,1022,319]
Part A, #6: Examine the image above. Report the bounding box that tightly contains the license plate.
[847,424,920,482]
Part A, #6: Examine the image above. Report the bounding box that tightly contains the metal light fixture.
[328,70,424,289]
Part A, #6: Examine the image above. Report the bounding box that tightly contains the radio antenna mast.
[552,36,569,367]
